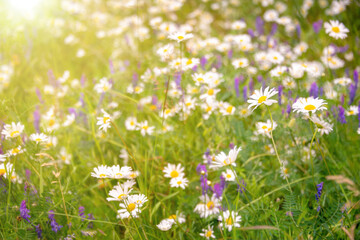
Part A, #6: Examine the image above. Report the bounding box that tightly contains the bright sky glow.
[8,0,42,13]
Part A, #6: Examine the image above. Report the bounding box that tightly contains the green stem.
[266,106,292,193]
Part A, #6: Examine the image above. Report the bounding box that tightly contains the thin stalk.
[266,106,292,193]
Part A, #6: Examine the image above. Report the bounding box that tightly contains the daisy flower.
[255,120,277,137]
[1,122,24,139]
[91,165,111,178]
[232,58,249,69]
[130,194,148,207]
[210,146,241,169]
[222,169,236,182]
[200,226,216,239]
[194,194,221,218]
[96,109,112,132]
[168,31,193,42]
[334,77,352,86]
[109,165,132,179]
[157,219,174,231]
[59,147,71,165]
[219,103,236,116]
[247,87,278,111]
[163,163,185,178]
[324,20,349,39]
[117,198,141,219]
[346,106,359,116]
[107,180,136,201]
[125,116,137,130]
[168,213,186,224]
[30,133,48,144]
[7,145,25,157]
[0,162,13,177]
[310,116,333,135]
[280,166,290,179]
[170,176,189,189]
[136,121,155,136]
[94,77,112,93]
[218,210,241,232]
[292,97,327,114]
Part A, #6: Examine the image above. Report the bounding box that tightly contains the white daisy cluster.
[162,163,189,189]
[91,165,147,219]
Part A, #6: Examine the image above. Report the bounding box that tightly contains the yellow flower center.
[11,148,20,154]
[262,126,268,129]
[170,170,179,178]
[169,214,177,219]
[142,125,149,130]
[35,138,42,142]
[206,106,212,112]
[49,119,55,127]
[304,104,316,111]
[177,36,184,40]
[127,203,136,212]
[118,194,126,200]
[206,201,215,210]
[197,78,204,82]
[226,217,233,225]
[0,169,6,175]
[99,173,106,178]
[283,168,289,174]
[186,59,192,65]
[10,131,19,137]
[186,102,192,106]
[103,117,110,124]
[207,89,214,95]
[205,231,212,237]
[349,110,354,115]
[177,181,182,185]
[238,61,243,66]
[332,26,340,33]
[226,174,232,179]
[226,106,233,113]
[258,96,267,103]
[134,86,141,92]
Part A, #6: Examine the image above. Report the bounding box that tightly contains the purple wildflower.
[249,79,254,93]
[229,143,235,149]
[87,213,94,229]
[35,88,44,104]
[270,23,277,36]
[20,200,31,222]
[237,179,247,194]
[243,86,248,101]
[132,72,138,86]
[349,84,356,105]
[200,176,210,195]
[196,164,207,176]
[79,206,86,221]
[338,106,347,124]
[313,20,322,34]
[278,85,283,105]
[35,224,42,239]
[309,82,319,98]
[248,29,255,38]
[80,74,86,87]
[286,104,291,116]
[234,77,240,97]
[354,70,359,87]
[227,49,233,59]
[358,101,360,127]
[200,56,207,69]
[255,16,264,35]
[33,107,41,133]
[296,24,301,39]
[315,182,324,212]
[213,175,226,198]
[48,210,63,233]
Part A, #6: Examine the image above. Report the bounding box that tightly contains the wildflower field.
[1,0,360,239]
